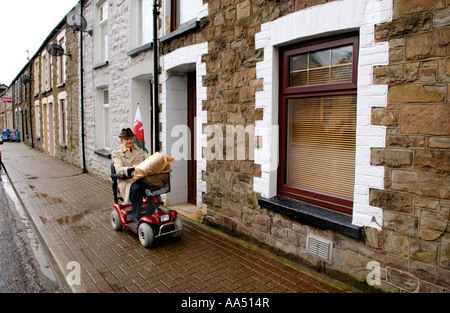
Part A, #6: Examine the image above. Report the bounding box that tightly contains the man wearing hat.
[112,128,150,228]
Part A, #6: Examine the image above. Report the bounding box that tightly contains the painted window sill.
[160,21,199,43]
[94,149,111,159]
[127,42,153,57]
[258,196,363,240]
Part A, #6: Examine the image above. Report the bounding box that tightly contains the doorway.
[164,68,197,210]
[132,75,152,153]
[43,102,48,153]
[187,71,196,205]
[48,102,55,156]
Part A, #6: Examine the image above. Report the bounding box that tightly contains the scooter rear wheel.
[111,210,122,231]
[138,223,154,247]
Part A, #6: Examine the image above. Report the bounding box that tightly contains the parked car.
[2,129,9,141]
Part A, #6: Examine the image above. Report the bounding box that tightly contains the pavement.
[0,142,356,294]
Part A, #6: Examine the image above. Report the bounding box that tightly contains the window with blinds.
[286,96,356,199]
[289,45,353,87]
[279,34,358,215]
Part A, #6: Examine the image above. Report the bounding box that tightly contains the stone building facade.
[2,7,81,168]
[4,0,448,293]
[159,0,450,292]
[81,0,156,178]
[9,68,32,144]
[31,20,81,167]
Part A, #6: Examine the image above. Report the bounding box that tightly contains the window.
[139,0,153,45]
[41,55,46,90]
[34,61,40,93]
[48,55,53,89]
[59,99,67,145]
[278,34,359,215]
[57,38,66,85]
[99,2,108,62]
[43,54,53,91]
[171,0,201,31]
[102,89,110,149]
[35,102,40,139]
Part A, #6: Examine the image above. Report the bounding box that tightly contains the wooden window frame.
[170,0,197,31]
[278,33,359,215]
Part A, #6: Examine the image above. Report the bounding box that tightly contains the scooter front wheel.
[138,223,154,247]
[171,216,183,239]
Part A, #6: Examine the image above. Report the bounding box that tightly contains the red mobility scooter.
[110,163,182,247]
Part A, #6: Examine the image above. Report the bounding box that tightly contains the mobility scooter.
[110,162,182,247]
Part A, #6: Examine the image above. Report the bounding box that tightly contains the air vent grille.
[306,234,333,262]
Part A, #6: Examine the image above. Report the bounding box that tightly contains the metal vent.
[306,234,333,263]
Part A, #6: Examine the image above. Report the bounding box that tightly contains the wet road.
[0,171,62,293]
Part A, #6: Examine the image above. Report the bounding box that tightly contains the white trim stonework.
[160,42,209,206]
[253,0,393,229]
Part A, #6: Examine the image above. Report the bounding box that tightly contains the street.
[0,170,62,292]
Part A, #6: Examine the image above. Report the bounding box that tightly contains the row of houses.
[1,0,449,292]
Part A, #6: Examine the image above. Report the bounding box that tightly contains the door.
[43,102,48,152]
[48,102,55,156]
[187,71,196,205]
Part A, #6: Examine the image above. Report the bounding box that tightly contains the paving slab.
[0,142,353,294]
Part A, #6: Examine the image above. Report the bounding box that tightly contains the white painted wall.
[82,0,154,177]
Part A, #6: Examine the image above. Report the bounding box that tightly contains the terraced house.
[3,6,82,166]
[81,0,156,176]
[158,0,450,292]
[4,0,449,292]
[32,16,81,165]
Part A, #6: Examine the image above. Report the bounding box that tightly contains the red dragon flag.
[133,104,148,152]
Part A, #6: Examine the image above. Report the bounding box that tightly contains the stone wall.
[28,21,81,168]
[160,0,450,292]
[58,24,82,167]
[368,0,450,292]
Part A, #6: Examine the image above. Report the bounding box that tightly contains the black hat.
[119,128,134,138]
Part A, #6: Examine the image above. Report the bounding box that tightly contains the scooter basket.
[140,172,171,195]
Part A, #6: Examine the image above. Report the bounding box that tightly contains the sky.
[0,0,79,86]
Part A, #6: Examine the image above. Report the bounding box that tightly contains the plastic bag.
[133,152,175,179]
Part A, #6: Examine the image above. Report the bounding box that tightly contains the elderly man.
[112,128,150,228]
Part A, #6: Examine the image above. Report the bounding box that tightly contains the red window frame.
[170,0,197,31]
[278,33,359,215]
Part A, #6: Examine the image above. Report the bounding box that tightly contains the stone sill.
[93,61,109,70]
[127,42,153,57]
[160,21,199,43]
[94,149,111,159]
[41,88,52,95]
[258,196,363,240]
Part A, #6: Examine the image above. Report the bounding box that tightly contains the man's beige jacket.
[112,144,150,203]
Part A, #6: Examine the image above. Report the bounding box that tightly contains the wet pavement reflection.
[0,171,62,292]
